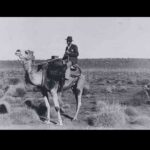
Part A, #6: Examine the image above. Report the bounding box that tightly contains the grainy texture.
[1,59,150,129]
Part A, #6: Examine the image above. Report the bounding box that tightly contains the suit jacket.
[63,44,79,65]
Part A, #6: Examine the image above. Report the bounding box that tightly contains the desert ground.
[1,59,150,129]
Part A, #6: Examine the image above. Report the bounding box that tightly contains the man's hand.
[66,51,71,54]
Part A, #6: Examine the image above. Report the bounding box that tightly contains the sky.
[0,17,150,60]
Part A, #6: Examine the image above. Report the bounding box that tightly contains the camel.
[15,49,86,125]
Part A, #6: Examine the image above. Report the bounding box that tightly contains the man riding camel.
[63,36,79,80]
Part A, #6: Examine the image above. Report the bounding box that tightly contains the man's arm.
[69,45,79,57]
[62,47,68,59]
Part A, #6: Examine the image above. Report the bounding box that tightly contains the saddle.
[36,58,82,82]
[46,59,67,81]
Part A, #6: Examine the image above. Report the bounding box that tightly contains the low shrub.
[87,102,127,128]
[92,100,108,112]
[124,106,139,117]
[0,101,10,114]
[1,95,22,105]
[7,78,20,85]
[125,91,147,106]
[6,83,26,97]
[0,89,4,98]
[116,86,128,92]
[9,107,40,124]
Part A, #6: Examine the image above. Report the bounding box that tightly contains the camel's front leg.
[58,92,65,114]
[51,89,63,126]
[43,96,51,124]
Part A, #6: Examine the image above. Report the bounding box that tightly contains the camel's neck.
[23,60,43,86]
[23,60,34,73]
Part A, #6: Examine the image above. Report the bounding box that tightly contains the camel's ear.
[25,50,29,54]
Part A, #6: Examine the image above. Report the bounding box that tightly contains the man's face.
[67,40,71,45]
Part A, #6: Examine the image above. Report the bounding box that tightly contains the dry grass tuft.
[128,114,150,127]
[0,113,12,126]
[124,106,139,117]
[1,95,22,105]
[9,107,40,124]
[6,83,26,97]
[101,85,128,94]
[0,80,7,90]
[7,78,21,85]
[15,87,26,97]
[92,100,108,112]
[87,101,127,128]
[0,101,10,114]
[116,85,128,92]
[101,85,116,93]
[136,79,150,85]
[0,81,3,89]
[124,90,147,106]
[0,89,4,98]
[87,100,150,128]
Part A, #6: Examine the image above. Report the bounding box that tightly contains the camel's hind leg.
[72,74,85,121]
[72,88,82,121]
[50,88,63,126]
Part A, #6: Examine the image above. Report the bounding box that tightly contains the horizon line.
[1,57,150,61]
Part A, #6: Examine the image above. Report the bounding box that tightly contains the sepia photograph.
[0,17,150,130]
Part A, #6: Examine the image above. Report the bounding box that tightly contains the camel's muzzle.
[15,50,21,56]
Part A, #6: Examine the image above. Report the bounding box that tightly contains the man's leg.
[65,66,71,80]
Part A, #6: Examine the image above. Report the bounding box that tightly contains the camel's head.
[15,49,35,62]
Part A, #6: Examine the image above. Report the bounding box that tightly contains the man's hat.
[66,36,73,42]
